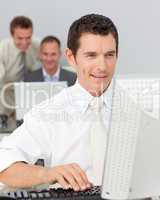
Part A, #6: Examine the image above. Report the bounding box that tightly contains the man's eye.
[105,53,115,58]
[87,54,96,58]
[52,53,57,56]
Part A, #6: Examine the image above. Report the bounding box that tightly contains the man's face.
[12,27,32,52]
[66,33,117,96]
[39,42,61,75]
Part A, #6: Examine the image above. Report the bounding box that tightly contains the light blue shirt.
[42,67,60,82]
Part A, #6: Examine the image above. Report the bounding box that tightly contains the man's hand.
[0,162,92,190]
[45,163,92,191]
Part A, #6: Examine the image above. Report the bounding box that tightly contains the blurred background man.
[25,35,76,86]
[0,16,39,127]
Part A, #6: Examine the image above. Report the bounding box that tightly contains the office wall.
[0,0,159,74]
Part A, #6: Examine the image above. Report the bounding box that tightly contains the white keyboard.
[102,81,141,199]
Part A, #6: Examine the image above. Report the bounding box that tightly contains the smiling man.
[25,36,76,86]
[0,16,39,123]
[0,14,118,191]
[66,32,117,96]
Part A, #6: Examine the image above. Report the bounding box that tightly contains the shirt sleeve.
[0,110,52,172]
[0,41,7,115]
[0,40,15,116]
[0,41,6,82]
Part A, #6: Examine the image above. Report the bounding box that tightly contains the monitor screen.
[101,77,160,199]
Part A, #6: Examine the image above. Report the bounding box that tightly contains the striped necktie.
[18,52,26,81]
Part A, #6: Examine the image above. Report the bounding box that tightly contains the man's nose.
[21,39,29,46]
[46,55,53,61]
[98,56,106,71]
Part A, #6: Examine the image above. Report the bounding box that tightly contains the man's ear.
[65,48,76,68]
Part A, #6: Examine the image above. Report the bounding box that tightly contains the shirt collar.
[69,79,114,114]
[42,66,60,80]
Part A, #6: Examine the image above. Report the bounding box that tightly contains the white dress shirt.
[42,67,60,82]
[0,81,113,185]
[0,38,40,115]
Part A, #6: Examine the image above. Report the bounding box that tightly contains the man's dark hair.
[10,16,33,35]
[67,14,119,56]
[40,35,61,48]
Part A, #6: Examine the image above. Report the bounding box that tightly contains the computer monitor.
[101,76,160,199]
[14,81,67,120]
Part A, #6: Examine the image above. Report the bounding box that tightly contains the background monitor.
[14,81,67,120]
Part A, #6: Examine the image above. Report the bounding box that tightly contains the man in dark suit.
[24,35,76,86]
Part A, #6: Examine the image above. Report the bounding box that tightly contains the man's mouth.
[90,74,107,79]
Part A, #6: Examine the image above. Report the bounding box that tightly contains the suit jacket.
[24,67,77,86]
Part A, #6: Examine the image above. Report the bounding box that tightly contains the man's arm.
[0,162,91,191]
[0,40,11,116]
